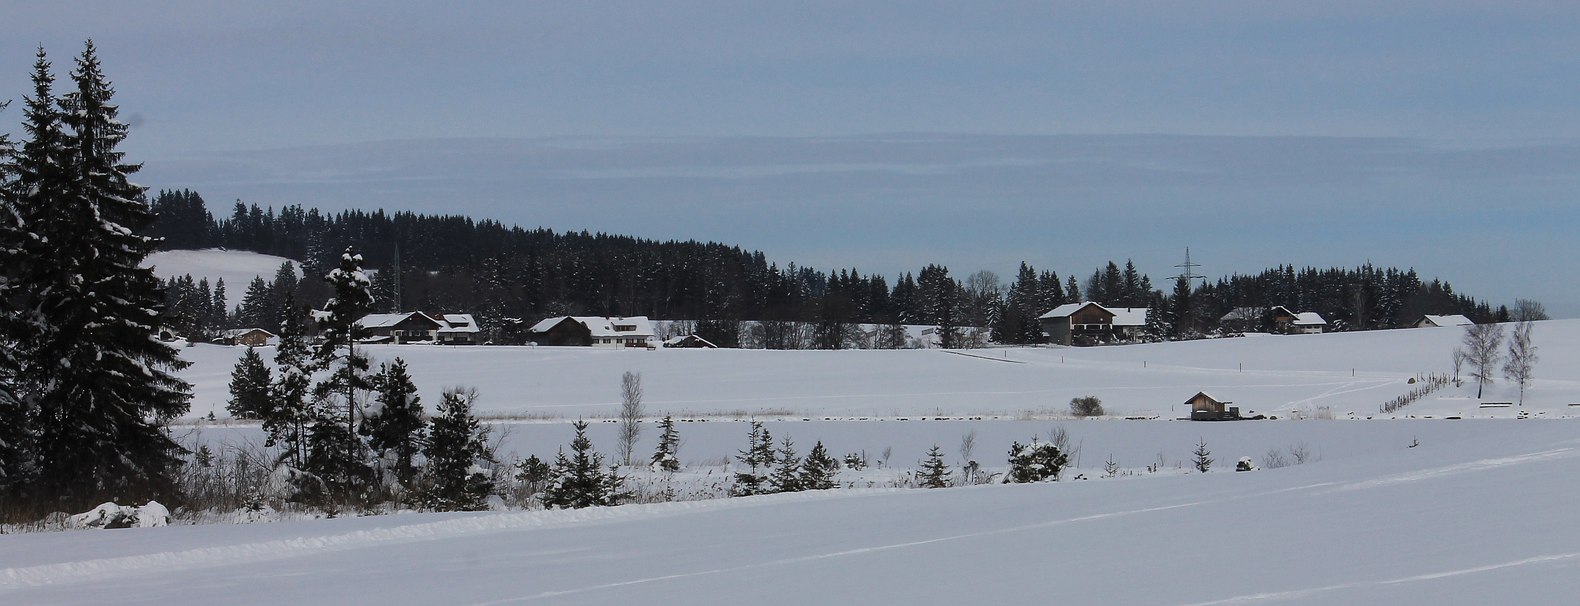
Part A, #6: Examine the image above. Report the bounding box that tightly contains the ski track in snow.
[1177,552,1580,605]
[469,445,1579,604]
[0,490,890,591]
[1327,447,1580,493]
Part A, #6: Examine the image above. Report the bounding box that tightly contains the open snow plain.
[7,321,1580,604]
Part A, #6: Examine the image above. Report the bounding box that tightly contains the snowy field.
[9,308,1580,603]
[4,420,1580,604]
[177,319,1580,423]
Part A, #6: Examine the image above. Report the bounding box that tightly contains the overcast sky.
[5,2,1579,315]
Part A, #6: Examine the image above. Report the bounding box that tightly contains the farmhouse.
[433,314,481,344]
[1185,391,1241,421]
[528,316,657,348]
[1291,312,1328,334]
[217,327,275,347]
[1414,314,1474,328]
[355,312,481,344]
[1039,302,1149,346]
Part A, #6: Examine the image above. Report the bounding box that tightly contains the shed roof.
[1292,312,1327,326]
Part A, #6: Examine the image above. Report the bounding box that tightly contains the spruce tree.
[0,95,30,500]
[16,42,192,509]
[918,444,952,488]
[1192,437,1213,473]
[421,387,492,511]
[265,294,315,468]
[650,414,681,472]
[1005,439,1067,483]
[313,246,373,496]
[799,440,838,490]
[225,347,273,419]
[542,420,618,509]
[768,436,802,493]
[365,358,426,485]
[732,420,775,496]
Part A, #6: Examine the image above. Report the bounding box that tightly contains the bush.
[1004,440,1068,483]
[1069,396,1104,418]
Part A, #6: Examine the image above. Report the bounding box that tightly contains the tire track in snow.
[1177,552,1580,605]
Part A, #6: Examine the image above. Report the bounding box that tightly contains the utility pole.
[1168,247,1207,336]
[391,243,402,313]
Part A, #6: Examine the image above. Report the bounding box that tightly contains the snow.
[141,248,299,310]
[7,320,1579,603]
[6,421,1580,603]
[174,319,1580,422]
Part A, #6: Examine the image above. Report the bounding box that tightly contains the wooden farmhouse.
[1039,302,1149,346]
[217,327,275,347]
[1186,391,1241,421]
[527,316,657,348]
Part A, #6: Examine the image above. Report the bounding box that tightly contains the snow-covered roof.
[435,314,479,334]
[1109,308,1148,327]
[529,316,655,338]
[219,328,275,339]
[1040,302,1092,319]
[1419,314,1474,327]
[1292,312,1327,326]
[356,312,436,329]
[1039,302,1148,326]
[357,312,477,333]
[1221,307,1262,322]
[1186,391,1228,404]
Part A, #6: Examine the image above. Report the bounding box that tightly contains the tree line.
[150,191,1508,348]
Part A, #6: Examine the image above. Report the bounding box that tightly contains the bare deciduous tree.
[1512,299,1549,322]
[1450,349,1466,387]
[1503,320,1537,406]
[617,371,644,466]
[1460,323,1505,399]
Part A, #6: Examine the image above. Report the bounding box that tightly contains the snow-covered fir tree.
[918,444,952,488]
[768,436,802,493]
[420,387,492,511]
[1004,439,1068,483]
[312,246,373,495]
[650,414,681,472]
[799,440,839,490]
[542,420,623,509]
[5,43,192,510]
[364,357,426,486]
[225,346,273,419]
[264,294,315,468]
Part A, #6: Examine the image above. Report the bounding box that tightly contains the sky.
[4,2,1579,315]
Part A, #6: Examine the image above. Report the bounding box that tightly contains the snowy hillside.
[5,419,1580,604]
[142,248,300,310]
